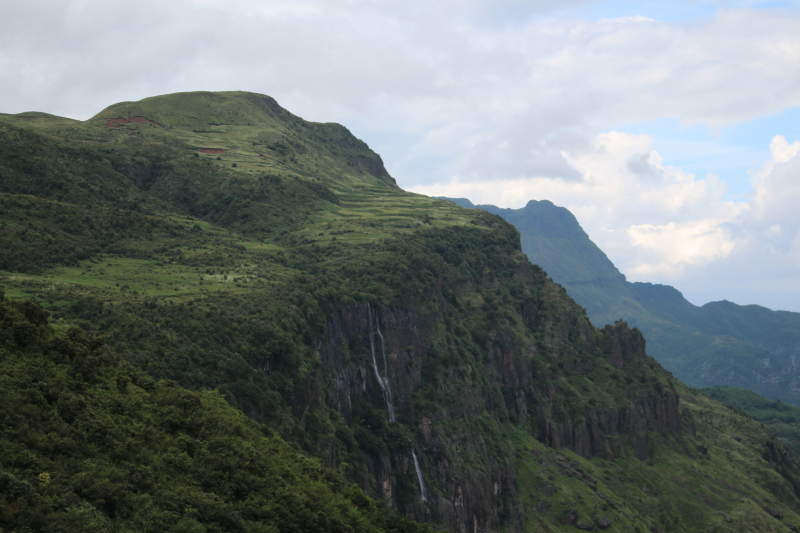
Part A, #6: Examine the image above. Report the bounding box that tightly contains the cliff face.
[301,258,688,532]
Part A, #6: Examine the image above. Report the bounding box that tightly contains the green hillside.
[443,197,800,407]
[703,386,800,457]
[3,91,800,532]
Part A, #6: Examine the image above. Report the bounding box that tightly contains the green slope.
[442,197,800,407]
[3,92,800,532]
[702,385,800,457]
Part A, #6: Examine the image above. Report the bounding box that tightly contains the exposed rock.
[576,520,594,530]
[562,508,578,525]
[597,515,612,529]
[313,304,687,531]
[601,320,646,369]
[697,444,708,455]
[762,503,782,519]
[536,500,551,513]
[681,408,697,437]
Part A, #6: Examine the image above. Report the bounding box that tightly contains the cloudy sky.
[3,0,800,311]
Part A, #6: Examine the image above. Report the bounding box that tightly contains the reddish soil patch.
[130,116,163,127]
[107,118,130,127]
[197,148,226,154]
[258,153,270,161]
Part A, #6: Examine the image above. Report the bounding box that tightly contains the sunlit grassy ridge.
[3,92,800,532]
[90,90,397,191]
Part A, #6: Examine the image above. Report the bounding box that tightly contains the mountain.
[3,92,800,532]
[442,198,800,406]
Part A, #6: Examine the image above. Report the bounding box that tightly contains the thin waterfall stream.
[367,305,394,421]
[367,304,428,503]
[375,317,396,423]
[411,449,428,502]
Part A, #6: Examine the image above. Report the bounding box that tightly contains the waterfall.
[367,304,392,419]
[375,315,395,423]
[411,448,428,502]
[367,304,426,503]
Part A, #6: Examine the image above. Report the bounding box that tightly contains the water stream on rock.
[411,449,428,502]
[367,304,427,503]
[367,305,394,422]
[375,316,396,423]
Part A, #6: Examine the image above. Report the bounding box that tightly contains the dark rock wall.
[304,298,686,532]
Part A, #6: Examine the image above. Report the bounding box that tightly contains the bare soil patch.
[130,116,163,127]
[107,118,130,127]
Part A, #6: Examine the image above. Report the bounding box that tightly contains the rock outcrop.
[306,299,686,532]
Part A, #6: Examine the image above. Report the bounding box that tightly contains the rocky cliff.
[290,232,693,531]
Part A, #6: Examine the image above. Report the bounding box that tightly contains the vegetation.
[703,385,800,456]
[3,92,800,531]
[0,289,436,532]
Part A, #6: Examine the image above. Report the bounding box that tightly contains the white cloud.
[751,135,800,185]
[412,130,745,278]
[622,137,800,311]
[625,219,738,277]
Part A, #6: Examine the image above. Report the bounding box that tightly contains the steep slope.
[0,290,434,533]
[3,92,800,532]
[443,197,800,406]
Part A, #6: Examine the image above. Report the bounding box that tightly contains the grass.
[0,254,300,305]
[508,382,800,532]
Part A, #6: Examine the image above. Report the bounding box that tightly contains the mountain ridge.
[3,91,800,532]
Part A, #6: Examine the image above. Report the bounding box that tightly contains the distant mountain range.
[442,197,800,405]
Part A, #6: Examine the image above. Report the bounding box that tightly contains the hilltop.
[2,92,800,532]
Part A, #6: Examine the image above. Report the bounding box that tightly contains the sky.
[3,0,800,311]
